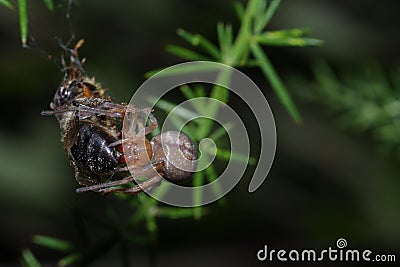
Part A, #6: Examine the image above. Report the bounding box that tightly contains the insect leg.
[75,161,164,193]
[41,105,125,118]
[97,175,161,195]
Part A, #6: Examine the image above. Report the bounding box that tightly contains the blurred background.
[0,0,399,266]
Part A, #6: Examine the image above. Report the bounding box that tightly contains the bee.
[42,40,197,194]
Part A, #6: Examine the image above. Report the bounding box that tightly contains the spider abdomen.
[151,131,198,182]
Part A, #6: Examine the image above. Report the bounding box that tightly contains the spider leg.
[41,105,126,118]
[108,139,123,148]
[122,107,158,137]
[97,175,161,195]
[142,111,158,135]
[42,103,158,130]
[99,102,130,113]
[75,161,164,193]
[138,107,158,135]
[116,166,129,172]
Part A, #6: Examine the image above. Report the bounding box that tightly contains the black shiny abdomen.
[70,123,119,175]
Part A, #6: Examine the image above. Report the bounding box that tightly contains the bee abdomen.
[70,123,120,174]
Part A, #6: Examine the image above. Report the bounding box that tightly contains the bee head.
[51,79,102,109]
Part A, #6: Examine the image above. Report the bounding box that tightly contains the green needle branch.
[163,0,322,123]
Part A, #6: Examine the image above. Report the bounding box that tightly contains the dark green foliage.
[0,0,14,9]
[0,0,54,45]
[292,61,400,158]
[164,0,322,122]
[17,0,320,265]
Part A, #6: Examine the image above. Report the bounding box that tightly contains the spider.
[42,40,198,194]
